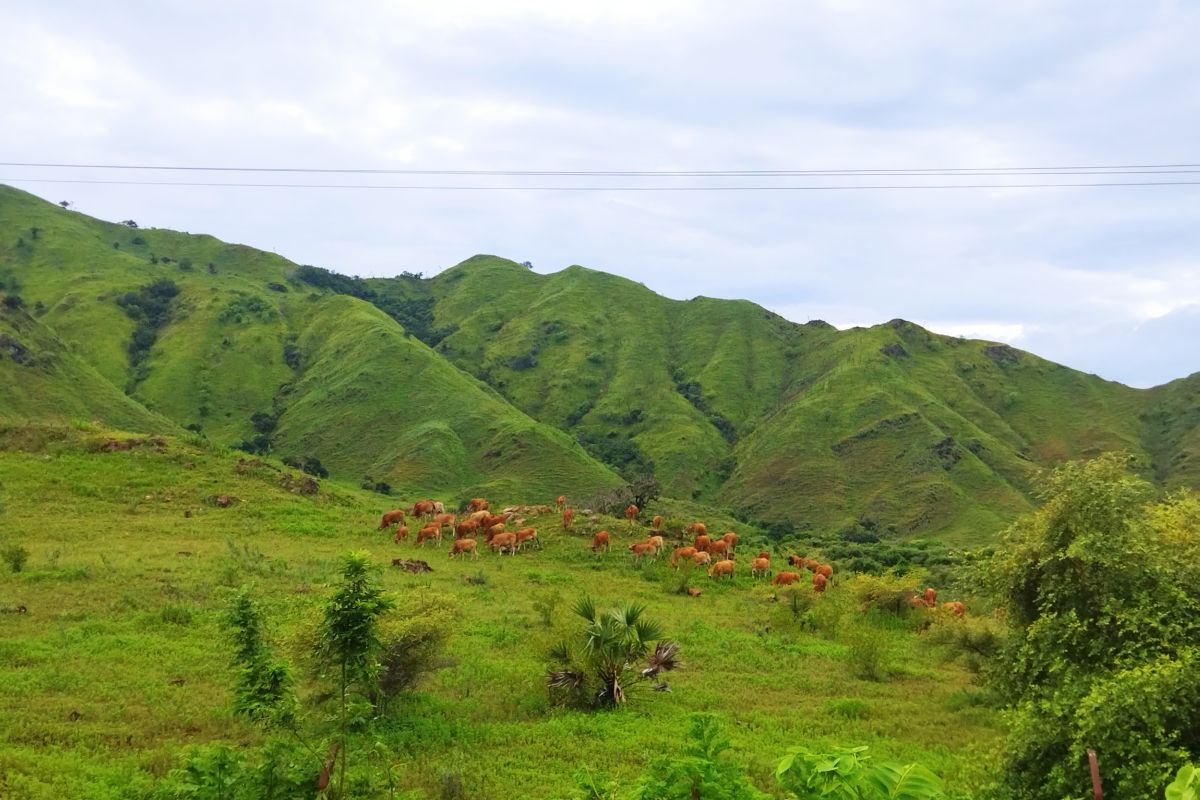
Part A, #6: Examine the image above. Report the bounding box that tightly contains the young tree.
[548,597,680,709]
[223,589,296,728]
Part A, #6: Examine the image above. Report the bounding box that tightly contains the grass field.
[0,426,1001,799]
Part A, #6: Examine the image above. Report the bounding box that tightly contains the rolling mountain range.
[1,183,1196,540]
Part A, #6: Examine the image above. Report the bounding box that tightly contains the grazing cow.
[591,530,611,553]
[555,495,566,510]
[625,504,639,522]
[469,498,489,512]
[787,554,806,568]
[941,601,966,618]
[515,527,539,550]
[750,557,771,578]
[692,551,712,567]
[486,523,506,542]
[432,501,445,514]
[816,563,833,579]
[448,538,477,559]
[490,532,517,554]
[483,513,510,529]
[455,519,479,539]
[646,535,665,555]
[434,513,456,531]
[693,534,712,552]
[670,546,697,567]
[563,507,575,529]
[629,542,655,562]
[416,524,442,546]
[379,509,406,530]
[393,524,409,544]
[909,595,927,609]
[707,540,729,559]
[757,550,771,560]
[686,522,708,538]
[411,499,436,519]
[812,573,828,593]
[923,587,937,607]
[722,532,739,552]
[708,559,735,580]
[686,587,702,597]
[652,515,663,531]
[772,571,802,586]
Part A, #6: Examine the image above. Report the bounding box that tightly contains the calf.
[591,530,610,553]
[379,509,406,530]
[670,546,697,567]
[416,524,442,546]
[448,538,477,559]
[750,557,771,578]
[563,507,575,529]
[393,524,409,544]
[515,527,539,550]
[708,559,735,579]
[772,571,802,586]
[651,515,663,531]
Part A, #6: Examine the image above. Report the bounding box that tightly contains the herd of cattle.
[376,497,967,615]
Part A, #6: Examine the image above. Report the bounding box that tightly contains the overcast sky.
[2,1,1198,387]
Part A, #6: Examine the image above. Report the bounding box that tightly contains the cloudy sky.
[2,1,1198,387]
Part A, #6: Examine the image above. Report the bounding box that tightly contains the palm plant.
[548,596,680,709]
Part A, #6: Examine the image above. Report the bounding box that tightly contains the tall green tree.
[986,454,1200,798]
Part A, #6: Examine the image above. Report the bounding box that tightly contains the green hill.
[2,183,1196,540]
[0,185,620,502]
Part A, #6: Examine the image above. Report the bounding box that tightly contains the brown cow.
[708,559,735,579]
[486,523,506,542]
[483,513,510,529]
[563,507,575,529]
[692,551,712,566]
[416,524,442,546]
[670,546,697,567]
[816,563,833,579]
[645,535,664,555]
[628,542,655,562]
[448,538,477,559]
[555,495,566,509]
[941,601,966,618]
[490,532,517,555]
[757,550,771,560]
[591,530,610,553]
[686,522,708,538]
[652,515,663,531]
[433,513,456,531]
[721,532,739,552]
[455,519,479,539]
[812,573,828,593]
[750,557,771,578]
[393,524,409,543]
[693,534,712,552]
[411,499,436,519]
[432,501,445,514]
[515,527,539,550]
[379,509,406,530]
[923,587,937,607]
[624,504,639,522]
[772,571,802,586]
[707,539,730,559]
[787,554,806,568]
[468,498,489,512]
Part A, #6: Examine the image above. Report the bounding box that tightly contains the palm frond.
[632,619,664,645]
[547,668,586,691]
[642,639,682,678]
[548,640,573,664]
[572,595,597,623]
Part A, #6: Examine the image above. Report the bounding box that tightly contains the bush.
[926,613,1004,673]
[632,714,770,799]
[2,294,25,311]
[841,622,891,681]
[2,543,29,572]
[376,593,456,707]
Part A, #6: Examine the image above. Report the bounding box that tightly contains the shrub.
[160,603,195,626]
[2,294,25,311]
[841,622,891,682]
[376,592,455,706]
[2,543,29,572]
[633,714,769,799]
[532,589,562,628]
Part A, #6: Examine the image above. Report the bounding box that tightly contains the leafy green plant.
[547,596,680,709]
[1167,763,1199,800]
[633,713,770,799]
[2,542,29,573]
[224,589,296,729]
[776,745,945,799]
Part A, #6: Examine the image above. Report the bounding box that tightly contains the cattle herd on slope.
[375,496,967,615]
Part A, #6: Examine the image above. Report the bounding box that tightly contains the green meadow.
[0,427,1000,798]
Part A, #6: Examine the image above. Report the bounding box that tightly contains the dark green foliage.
[29,226,40,240]
[580,476,662,516]
[158,741,313,800]
[295,264,376,301]
[2,294,24,311]
[301,457,328,478]
[178,258,194,272]
[207,262,216,274]
[116,278,179,369]
[564,400,594,427]
[218,296,276,324]
[2,542,29,572]
[633,714,770,800]
[266,282,287,293]
[986,455,1200,799]
[673,376,738,444]
[576,430,654,480]
[236,434,271,455]
[250,412,278,435]
[371,294,454,347]
[776,745,946,799]
[131,236,146,246]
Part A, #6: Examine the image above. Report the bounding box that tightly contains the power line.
[6,177,1200,190]
[3,160,1200,176]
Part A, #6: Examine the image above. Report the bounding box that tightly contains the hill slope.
[0,185,620,501]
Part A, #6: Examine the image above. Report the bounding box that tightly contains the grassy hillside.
[0,186,620,501]
[1142,371,1200,488]
[0,426,1001,798]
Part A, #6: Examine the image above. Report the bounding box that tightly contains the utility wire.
[3,160,1200,176]
[5,177,1200,190]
